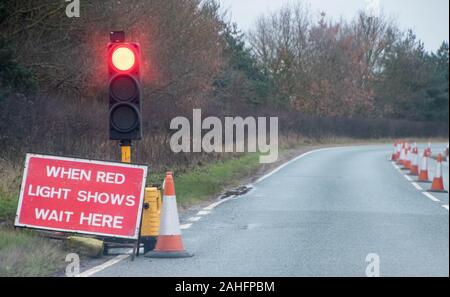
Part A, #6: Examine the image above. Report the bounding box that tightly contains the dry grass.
[0,160,66,277]
[0,159,22,223]
[0,228,66,277]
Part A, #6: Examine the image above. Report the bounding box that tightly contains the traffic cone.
[145,172,193,258]
[410,147,419,176]
[429,154,448,193]
[397,143,406,165]
[391,141,398,161]
[396,142,402,161]
[403,145,412,170]
[418,150,430,183]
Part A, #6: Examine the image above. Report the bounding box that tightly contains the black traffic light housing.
[108,34,142,141]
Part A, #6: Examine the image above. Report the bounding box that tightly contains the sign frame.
[14,153,148,240]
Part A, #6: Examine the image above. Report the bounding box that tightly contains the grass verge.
[0,192,18,222]
[146,153,261,207]
[175,153,260,207]
[0,228,66,277]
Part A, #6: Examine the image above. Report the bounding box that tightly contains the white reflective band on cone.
[435,163,442,178]
[159,196,181,236]
[421,156,427,171]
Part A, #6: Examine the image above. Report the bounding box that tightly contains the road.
[90,144,449,277]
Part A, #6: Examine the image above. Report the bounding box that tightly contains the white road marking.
[187,216,202,222]
[197,210,211,216]
[256,147,347,184]
[180,223,192,230]
[423,192,441,202]
[411,182,423,191]
[203,199,227,211]
[78,253,131,277]
[391,157,447,209]
[392,163,401,170]
[404,174,413,182]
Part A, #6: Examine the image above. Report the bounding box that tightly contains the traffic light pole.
[120,140,132,163]
[120,139,141,260]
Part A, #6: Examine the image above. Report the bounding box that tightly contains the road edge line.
[256,146,347,184]
[78,253,131,277]
[422,192,441,202]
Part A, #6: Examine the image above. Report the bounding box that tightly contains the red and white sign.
[15,154,148,239]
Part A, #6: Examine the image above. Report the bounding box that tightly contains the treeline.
[246,4,449,121]
[0,0,448,167]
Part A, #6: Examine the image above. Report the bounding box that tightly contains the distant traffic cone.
[397,143,406,165]
[400,143,406,166]
[418,150,430,183]
[145,172,193,258]
[403,145,412,170]
[391,141,398,161]
[410,147,419,176]
[429,154,448,193]
[396,142,402,161]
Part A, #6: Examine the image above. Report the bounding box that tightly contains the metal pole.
[120,140,139,259]
[120,140,132,163]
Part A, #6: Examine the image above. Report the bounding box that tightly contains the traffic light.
[108,35,142,141]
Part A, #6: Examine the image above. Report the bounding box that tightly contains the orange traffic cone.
[403,145,412,170]
[418,150,430,183]
[429,154,447,193]
[396,142,402,161]
[397,142,406,165]
[145,172,193,258]
[391,141,398,161]
[410,147,419,176]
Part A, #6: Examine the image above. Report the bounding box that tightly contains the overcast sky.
[219,0,449,52]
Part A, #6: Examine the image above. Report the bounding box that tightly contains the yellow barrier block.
[140,187,162,237]
[65,236,104,258]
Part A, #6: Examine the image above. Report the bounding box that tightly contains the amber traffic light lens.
[110,75,138,101]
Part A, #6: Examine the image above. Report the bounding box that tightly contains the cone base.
[428,189,448,194]
[430,178,447,193]
[418,180,432,184]
[144,250,194,258]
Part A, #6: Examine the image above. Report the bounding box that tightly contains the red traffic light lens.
[111,46,136,72]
